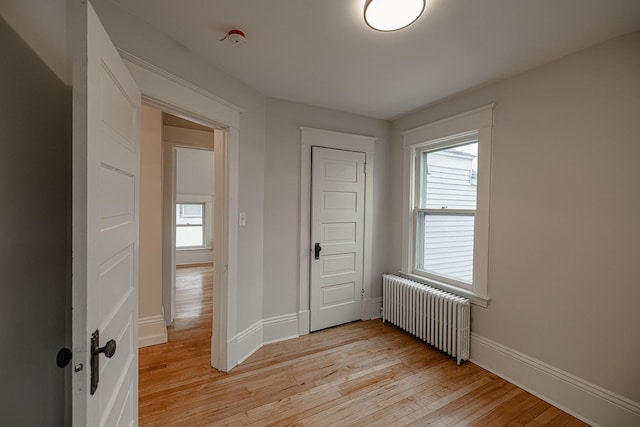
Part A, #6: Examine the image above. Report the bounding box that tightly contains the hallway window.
[176,203,205,248]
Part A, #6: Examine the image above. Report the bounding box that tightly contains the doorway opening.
[171,141,215,348]
[138,105,220,374]
[162,113,216,328]
[166,115,215,349]
[137,104,225,415]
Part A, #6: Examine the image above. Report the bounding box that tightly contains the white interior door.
[71,3,141,426]
[310,147,365,332]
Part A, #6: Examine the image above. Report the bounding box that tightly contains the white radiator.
[382,274,470,365]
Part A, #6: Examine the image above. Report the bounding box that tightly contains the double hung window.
[402,105,493,305]
[176,202,205,248]
[415,139,477,287]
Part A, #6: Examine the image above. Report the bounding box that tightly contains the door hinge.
[361,288,365,299]
[364,162,367,175]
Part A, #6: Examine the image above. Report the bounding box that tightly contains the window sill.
[398,271,491,308]
[176,247,211,252]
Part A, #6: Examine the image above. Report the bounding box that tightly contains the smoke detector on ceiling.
[220,29,247,45]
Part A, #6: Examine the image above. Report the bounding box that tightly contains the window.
[415,140,477,287]
[402,105,493,306]
[176,203,205,248]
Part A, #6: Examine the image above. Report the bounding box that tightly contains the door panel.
[322,253,356,275]
[322,191,357,210]
[72,2,140,426]
[310,147,365,332]
[322,282,356,304]
[322,222,356,243]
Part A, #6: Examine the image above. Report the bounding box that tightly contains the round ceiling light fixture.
[364,0,425,32]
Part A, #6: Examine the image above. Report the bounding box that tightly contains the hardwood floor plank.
[139,264,589,426]
[268,361,455,426]
[466,390,542,426]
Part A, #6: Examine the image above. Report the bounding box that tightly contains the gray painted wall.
[264,98,391,318]
[390,32,640,403]
[0,16,70,427]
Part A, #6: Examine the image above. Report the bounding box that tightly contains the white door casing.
[298,127,379,335]
[119,52,239,372]
[299,128,376,335]
[310,147,366,331]
[71,3,141,426]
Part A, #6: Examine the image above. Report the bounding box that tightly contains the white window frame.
[175,202,206,249]
[175,194,214,252]
[401,105,493,307]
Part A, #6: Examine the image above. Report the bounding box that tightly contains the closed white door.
[310,147,366,332]
[71,3,141,426]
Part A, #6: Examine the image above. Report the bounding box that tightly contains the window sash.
[414,209,475,288]
[176,202,206,248]
[176,225,205,248]
[413,139,478,289]
[176,202,204,225]
[414,138,478,210]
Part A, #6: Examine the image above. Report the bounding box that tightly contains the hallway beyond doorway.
[138,263,214,424]
[171,264,213,337]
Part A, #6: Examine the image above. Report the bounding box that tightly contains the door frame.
[121,52,241,372]
[298,127,376,335]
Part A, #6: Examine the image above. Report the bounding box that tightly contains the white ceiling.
[5,0,640,119]
[99,0,640,119]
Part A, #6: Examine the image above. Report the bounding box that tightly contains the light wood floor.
[139,265,588,426]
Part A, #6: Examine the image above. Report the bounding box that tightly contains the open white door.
[310,147,365,331]
[71,2,141,426]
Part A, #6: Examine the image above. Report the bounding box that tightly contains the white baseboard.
[138,315,168,348]
[470,333,640,427]
[370,297,383,319]
[233,320,263,365]
[231,313,301,366]
[264,313,299,344]
[175,249,213,266]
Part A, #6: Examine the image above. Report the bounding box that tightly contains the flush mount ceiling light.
[364,0,425,32]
